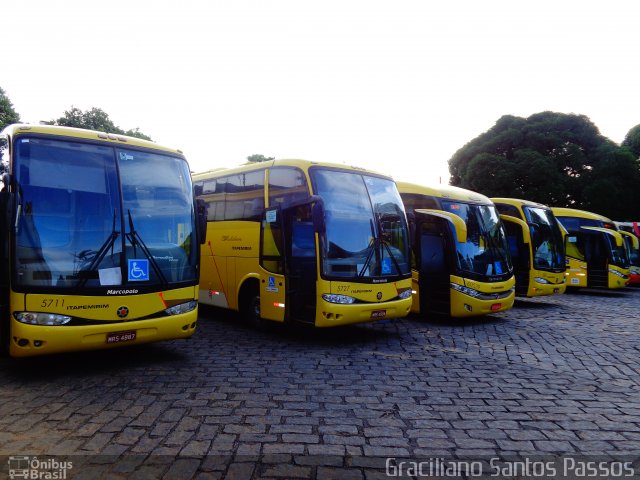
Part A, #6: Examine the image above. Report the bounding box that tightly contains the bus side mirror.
[312,200,325,234]
[196,199,207,244]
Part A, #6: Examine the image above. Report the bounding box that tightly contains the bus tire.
[240,281,264,329]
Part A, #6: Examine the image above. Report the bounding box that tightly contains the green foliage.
[581,144,640,220]
[622,124,640,158]
[448,111,640,219]
[123,128,152,141]
[0,86,21,131]
[54,106,152,141]
[247,154,275,163]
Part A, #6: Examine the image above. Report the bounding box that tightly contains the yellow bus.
[614,222,640,285]
[491,198,567,297]
[551,207,629,289]
[192,160,413,327]
[0,124,205,357]
[397,182,515,318]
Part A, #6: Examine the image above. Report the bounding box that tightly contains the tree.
[54,106,152,141]
[123,128,152,141]
[448,111,640,219]
[0,86,21,131]
[581,143,640,220]
[622,124,640,158]
[247,154,275,163]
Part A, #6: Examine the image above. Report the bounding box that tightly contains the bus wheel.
[240,283,265,329]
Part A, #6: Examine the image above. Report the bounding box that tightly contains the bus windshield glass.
[13,136,197,289]
[441,201,512,279]
[623,236,640,268]
[311,168,410,280]
[557,216,629,269]
[609,236,630,269]
[523,206,565,271]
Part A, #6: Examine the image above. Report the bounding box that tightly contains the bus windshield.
[311,168,410,280]
[442,201,512,279]
[609,236,630,269]
[623,236,640,268]
[13,136,197,290]
[523,206,565,271]
[557,216,629,270]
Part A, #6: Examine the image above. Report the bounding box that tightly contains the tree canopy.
[0,86,21,131]
[448,111,640,219]
[54,106,152,141]
[622,123,640,158]
[247,154,275,163]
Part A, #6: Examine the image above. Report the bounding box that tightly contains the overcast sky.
[2,0,639,185]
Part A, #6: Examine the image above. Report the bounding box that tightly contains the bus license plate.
[106,330,137,344]
[371,310,387,319]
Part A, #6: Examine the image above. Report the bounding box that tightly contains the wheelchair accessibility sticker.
[265,275,279,293]
[128,259,150,281]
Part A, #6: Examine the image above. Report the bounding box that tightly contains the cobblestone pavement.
[1,288,639,479]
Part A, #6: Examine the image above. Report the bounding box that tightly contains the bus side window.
[224,170,265,221]
[268,167,309,208]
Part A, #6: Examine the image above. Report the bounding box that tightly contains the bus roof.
[551,207,613,222]
[2,123,184,156]
[192,159,392,181]
[491,197,552,210]
[396,181,492,205]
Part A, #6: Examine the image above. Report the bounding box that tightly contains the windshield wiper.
[375,212,404,275]
[357,215,404,278]
[76,211,120,287]
[357,220,378,278]
[126,209,168,286]
[476,212,509,274]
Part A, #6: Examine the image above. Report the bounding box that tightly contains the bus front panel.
[9,287,197,357]
[449,274,515,317]
[313,278,412,327]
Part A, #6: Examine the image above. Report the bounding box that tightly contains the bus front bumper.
[527,277,567,297]
[450,289,515,317]
[315,297,412,327]
[9,311,198,358]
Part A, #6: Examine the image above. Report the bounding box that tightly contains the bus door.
[259,207,286,322]
[0,136,9,351]
[500,215,531,295]
[581,226,626,288]
[283,203,317,324]
[413,210,458,316]
[579,228,609,288]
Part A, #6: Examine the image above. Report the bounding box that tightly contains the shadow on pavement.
[513,298,562,309]
[0,342,187,382]
[198,304,396,346]
[564,287,633,298]
[404,312,509,328]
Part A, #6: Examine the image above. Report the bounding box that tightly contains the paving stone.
[1,288,639,478]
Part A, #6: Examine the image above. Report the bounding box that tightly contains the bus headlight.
[398,289,412,300]
[608,269,628,279]
[165,301,197,316]
[450,283,482,298]
[14,312,72,326]
[322,294,356,304]
[534,277,551,284]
